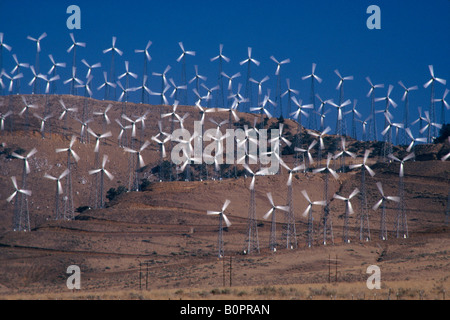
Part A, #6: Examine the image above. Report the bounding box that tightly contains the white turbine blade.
[263,208,274,220]
[365,165,376,177]
[276,205,289,212]
[89,169,101,175]
[349,188,360,199]
[329,168,339,180]
[71,149,80,162]
[59,168,70,180]
[333,194,347,201]
[267,192,274,207]
[372,199,383,211]
[207,210,220,215]
[222,199,231,212]
[376,182,384,197]
[301,189,311,204]
[44,173,57,181]
[57,180,63,195]
[7,190,18,203]
[104,169,114,181]
[19,189,32,197]
[222,213,232,227]
[302,204,311,217]
[403,152,415,162]
[387,196,400,202]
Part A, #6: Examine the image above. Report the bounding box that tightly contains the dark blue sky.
[0,0,449,140]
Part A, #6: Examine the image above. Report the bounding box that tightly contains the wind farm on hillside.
[0,31,449,300]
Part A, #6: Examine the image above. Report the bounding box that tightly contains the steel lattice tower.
[245,184,260,254]
[284,179,297,249]
[359,168,371,241]
[396,176,408,238]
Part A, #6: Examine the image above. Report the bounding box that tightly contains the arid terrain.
[0,94,449,300]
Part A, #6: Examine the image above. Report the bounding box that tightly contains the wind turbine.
[263,192,289,252]
[349,150,376,241]
[373,182,400,241]
[19,96,38,132]
[12,148,37,231]
[87,128,112,155]
[420,110,442,143]
[0,110,13,135]
[398,81,418,145]
[366,77,384,141]
[76,117,92,144]
[10,54,29,94]
[56,135,80,220]
[189,65,207,99]
[103,36,123,100]
[207,199,232,258]
[221,71,240,108]
[81,59,101,82]
[97,71,116,100]
[250,95,273,130]
[388,152,415,238]
[47,54,66,94]
[176,42,195,105]
[335,69,353,106]
[118,61,138,105]
[151,121,171,182]
[211,44,230,109]
[345,99,362,140]
[240,47,260,113]
[33,112,53,139]
[93,104,112,133]
[333,188,359,244]
[249,75,270,108]
[115,118,131,148]
[201,83,219,109]
[313,153,339,245]
[356,115,372,141]
[27,32,47,94]
[124,140,150,191]
[411,106,427,140]
[44,169,70,220]
[405,127,427,154]
[290,97,313,131]
[135,40,152,104]
[169,78,187,103]
[281,79,299,119]
[89,154,114,209]
[270,55,290,117]
[132,75,152,104]
[242,163,265,255]
[315,95,333,132]
[64,67,83,95]
[295,140,317,172]
[280,161,305,249]
[434,88,449,125]
[67,33,86,95]
[6,176,32,232]
[28,66,45,94]
[381,112,402,160]
[58,99,78,131]
[424,65,446,138]
[307,126,331,167]
[329,99,351,136]
[0,33,12,81]
[302,63,323,130]
[301,189,327,248]
[334,137,356,173]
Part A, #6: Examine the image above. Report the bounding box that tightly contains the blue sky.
[0,0,449,141]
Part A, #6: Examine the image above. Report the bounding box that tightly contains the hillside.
[0,94,449,299]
